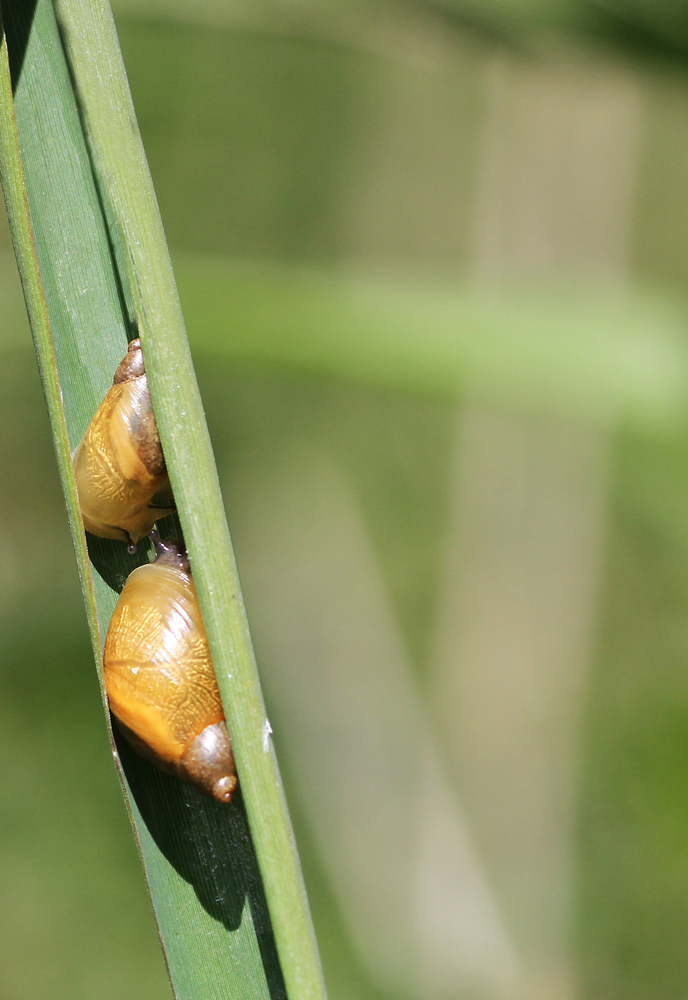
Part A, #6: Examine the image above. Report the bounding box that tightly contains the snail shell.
[73,338,174,549]
[104,538,237,803]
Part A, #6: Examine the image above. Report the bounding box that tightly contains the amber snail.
[104,533,237,803]
[73,338,174,552]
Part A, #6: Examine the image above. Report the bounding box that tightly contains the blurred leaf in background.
[5,1,688,998]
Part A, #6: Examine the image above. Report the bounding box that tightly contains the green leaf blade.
[0,1,324,996]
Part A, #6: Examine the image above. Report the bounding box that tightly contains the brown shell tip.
[180,721,237,803]
[212,775,237,803]
[113,338,145,384]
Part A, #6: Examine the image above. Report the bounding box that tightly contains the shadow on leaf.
[116,728,287,1000]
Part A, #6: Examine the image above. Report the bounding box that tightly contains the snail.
[73,338,174,552]
[104,533,237,803]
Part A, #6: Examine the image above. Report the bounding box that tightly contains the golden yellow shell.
[106,560,222,760]
[104,555,236,802]
[73,341,172,546]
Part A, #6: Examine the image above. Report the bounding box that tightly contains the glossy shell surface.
[73,339,173,546]
[104,553,236,802]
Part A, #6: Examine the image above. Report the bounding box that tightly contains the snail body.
[104,538,237,803]
[73,338,174,549]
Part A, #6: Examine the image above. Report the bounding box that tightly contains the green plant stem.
[53,3,325,997]
[0,13,101,665]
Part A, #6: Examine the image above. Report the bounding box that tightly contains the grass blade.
[0,1,325,997]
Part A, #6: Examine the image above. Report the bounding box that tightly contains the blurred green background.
[5,0,688,997]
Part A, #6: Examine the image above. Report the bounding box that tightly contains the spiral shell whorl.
[73,339,173,547]
[104,556,236,803]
